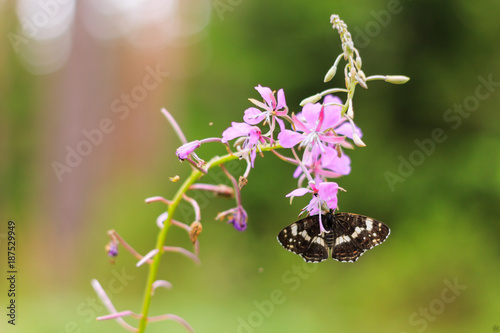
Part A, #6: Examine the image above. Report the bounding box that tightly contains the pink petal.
[291,113,310,133]
[321,95,342,131]
[277,88,287,110]
[278,129,304,148]
[247,127,262,147]
[221,122,251,143]
[335,122,363,139]
[243,107,266,125]
[319,146,338,166]
[318,182,339,211]
[318,133,346,144]
[249,149,257,168]
[301,103,322,130]
[293,165,303,178]
[316,105,325,132]
[255,85,275,109]
[322,152,351,175]
[306,195,321,215]
[276,117,286,132]
[286,188,312,197]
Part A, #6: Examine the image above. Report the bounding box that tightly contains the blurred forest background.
[1,0,500,332]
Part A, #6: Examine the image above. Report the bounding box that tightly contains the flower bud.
[324,65,337,82]
[352,132,366,147]
[176,140,201,160]
[357,70,367,89]
[355,56,362,69]
[384,75,410,84]
[299,94,322,106]
[347,103,354,119]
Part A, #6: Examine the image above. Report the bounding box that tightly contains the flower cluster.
[171,14,408,233]
[177,87,365,232]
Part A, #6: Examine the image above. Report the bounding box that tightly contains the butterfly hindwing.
[300,236,328,263]
[277,212,390,263]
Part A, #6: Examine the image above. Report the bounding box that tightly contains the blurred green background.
[1,0,500,332]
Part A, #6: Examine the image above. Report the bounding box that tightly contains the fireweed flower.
[216,206,248,231]
[243,85,288,136]
[221,122,265,167]
[279,95,362,150]
[286,181,339,232]
[278,99,345,152]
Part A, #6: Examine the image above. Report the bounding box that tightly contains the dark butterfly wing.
[331,212,390,262]
[300,236,329,263]
[277,215,328,263]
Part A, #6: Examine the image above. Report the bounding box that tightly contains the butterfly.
[277,212,390,263]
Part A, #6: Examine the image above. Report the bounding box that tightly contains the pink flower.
[221,122,265,167]
[243,85,288,126]
[286,181,339,233]
[277,102,345,150]
[278,95,362,150]
[176,140,201,160]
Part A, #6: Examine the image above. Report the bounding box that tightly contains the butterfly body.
[277,212,390,263]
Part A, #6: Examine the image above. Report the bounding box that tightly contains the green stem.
[136,145,278,332]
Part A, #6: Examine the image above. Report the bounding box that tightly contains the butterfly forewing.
[277,215,329,263]
[277,212,390,263]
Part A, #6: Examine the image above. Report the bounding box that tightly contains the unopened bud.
[357,70,367,89]
[384,75,410,84]
[347,103,354,119]
[352,132,366,147]
[300,93,322,106]
[355,56,362,69]
[324,65,337,82]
